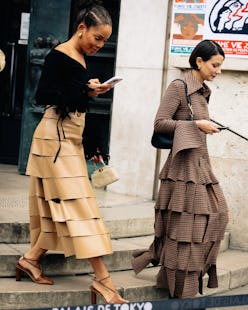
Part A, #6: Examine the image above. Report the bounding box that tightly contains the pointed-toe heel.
[15,255,54,285]
[90,275,129,304]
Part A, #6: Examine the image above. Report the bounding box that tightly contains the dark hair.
[189,39,225,70]
[72,0,112,33]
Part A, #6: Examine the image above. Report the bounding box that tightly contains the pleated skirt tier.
[154,179,228,297]
[132,179,229,298]
[26,106,112,259]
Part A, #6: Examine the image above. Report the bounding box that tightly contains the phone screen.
[103,76,123,85]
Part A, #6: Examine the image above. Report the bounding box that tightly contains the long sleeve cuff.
[172,121,203,159]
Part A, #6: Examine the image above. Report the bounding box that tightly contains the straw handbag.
[91,164,119,188]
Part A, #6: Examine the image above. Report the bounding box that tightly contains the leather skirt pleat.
[26,106,112,259]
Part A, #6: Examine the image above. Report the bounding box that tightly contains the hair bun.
[77,0,103,10]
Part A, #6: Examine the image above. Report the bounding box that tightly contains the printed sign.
[21,294,248,310]
[20,12,30,40]
[170,0,248,57]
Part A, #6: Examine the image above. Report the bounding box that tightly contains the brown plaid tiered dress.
[132,71,229,298]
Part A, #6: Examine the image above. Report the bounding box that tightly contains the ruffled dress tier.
[26,107,112,259]
[132,72,229,298]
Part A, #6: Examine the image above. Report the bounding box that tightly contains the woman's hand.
[89,147,105,164]
[90,154,104,164]
[87,78,112,97]
[195,120,220,134]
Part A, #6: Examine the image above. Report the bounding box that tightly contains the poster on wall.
[170,0,248,57]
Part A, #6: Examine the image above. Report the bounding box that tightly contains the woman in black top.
[15,0,128,305]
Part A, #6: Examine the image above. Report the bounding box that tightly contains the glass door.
[0,0,30,164]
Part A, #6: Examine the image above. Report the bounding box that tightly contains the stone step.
[0,195,155,243]
[0,164,156,242]
[0,232,230,278]
[1,249,248,310]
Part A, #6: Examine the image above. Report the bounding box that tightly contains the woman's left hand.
[87,78,112,97]
[90,154,104,164]
[195,120,220,134]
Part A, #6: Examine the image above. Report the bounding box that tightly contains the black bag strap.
[174,79,194,121]
[175,80,247,142]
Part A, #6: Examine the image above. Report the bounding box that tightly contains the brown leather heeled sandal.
[90,275,129,304]
[16,255,54,285]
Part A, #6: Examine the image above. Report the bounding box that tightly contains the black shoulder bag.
[151,79,193,149]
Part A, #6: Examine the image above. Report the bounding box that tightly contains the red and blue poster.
[170,0,248,57]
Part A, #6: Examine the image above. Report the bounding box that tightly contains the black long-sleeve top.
[36,49,91,116]
[36,48,104,159]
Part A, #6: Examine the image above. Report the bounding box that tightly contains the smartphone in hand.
[102,76,123,86]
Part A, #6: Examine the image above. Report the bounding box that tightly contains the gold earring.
[78,33,82,38]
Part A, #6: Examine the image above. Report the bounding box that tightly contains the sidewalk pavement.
[0,163,152,222]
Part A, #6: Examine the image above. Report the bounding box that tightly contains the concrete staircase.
[0,165,248,309]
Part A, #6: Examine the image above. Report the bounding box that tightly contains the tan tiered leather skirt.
[26,106,112,259]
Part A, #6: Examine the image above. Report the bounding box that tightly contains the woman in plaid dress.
[132,40,229,298]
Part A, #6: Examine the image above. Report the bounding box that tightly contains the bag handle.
[93,161,105,172]
[174,79,194,121]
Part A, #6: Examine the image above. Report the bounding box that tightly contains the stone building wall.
[109,0,248,250]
